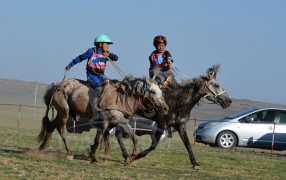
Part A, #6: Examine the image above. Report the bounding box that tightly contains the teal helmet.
[94,34,113,45]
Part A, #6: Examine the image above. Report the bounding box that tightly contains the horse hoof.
[193,165,201,170]
[90,160,98,164]
[66,155,74,160]
[124,158,131,165]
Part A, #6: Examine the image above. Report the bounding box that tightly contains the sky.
[0,0,285,104]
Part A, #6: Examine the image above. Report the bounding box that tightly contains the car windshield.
[226,108,261,119]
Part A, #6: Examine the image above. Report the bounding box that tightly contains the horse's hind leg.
[56,111,73,156]
[54,97,72,156]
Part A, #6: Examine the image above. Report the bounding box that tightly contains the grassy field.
[0,105,286,179]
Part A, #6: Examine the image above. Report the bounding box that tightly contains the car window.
[229,108,260,119]
[277,111,286,124]
[241,110,276,124]
[263,110,276,123]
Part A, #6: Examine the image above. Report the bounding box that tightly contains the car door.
[239,110,276,148]
[273,110,286,149]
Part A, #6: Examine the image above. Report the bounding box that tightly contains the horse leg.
[56,111,73,156]
[115,125,129,163]
[174,123,200,170]
[134,128,162,160]
[89,120,108,163]
[54,96,72,156]
[115,123,138,164]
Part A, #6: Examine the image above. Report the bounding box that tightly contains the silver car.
[195,108,286,149]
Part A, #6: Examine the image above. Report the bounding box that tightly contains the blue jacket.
[68,47,118,75]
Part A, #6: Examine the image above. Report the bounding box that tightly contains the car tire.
[160,130,168,142]
[216,131,237,149]
[109,127,116,136]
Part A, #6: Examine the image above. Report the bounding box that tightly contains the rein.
[104,54,126,79]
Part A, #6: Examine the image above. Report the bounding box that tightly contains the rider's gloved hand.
[65,65,71,71]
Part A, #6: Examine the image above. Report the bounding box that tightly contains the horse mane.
[164,64,221,119]
[120,75,144,96]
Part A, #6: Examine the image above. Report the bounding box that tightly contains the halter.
[137,81,157,112]
[203,80,226,100]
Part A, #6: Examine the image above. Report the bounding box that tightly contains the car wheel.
[216,131,237,149]
[160,130,168,142]
[109,127,116,136]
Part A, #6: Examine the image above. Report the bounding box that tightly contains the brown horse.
[102,64,232,170]
[36,76,169,161]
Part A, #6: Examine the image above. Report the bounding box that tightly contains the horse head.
[122,76,169,115]
[137,77,169,115]
[200,64,232,109]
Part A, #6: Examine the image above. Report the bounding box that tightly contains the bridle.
[202,79,226,101]
[137,81,158,113]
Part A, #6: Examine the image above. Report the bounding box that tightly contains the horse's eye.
[214,84,219,88]
[149,90,155,94]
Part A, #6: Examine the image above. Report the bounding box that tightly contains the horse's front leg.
[134,125,163,160]
[89,119,108,164]
[115,122,138,165]
[174,123,200,170]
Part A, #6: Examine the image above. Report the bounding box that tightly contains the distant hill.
[0,78,48,106]
[1,78,285,120]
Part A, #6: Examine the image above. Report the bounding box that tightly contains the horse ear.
[145,77,151,84]
[207,71,217,80]
[206,64,220,80]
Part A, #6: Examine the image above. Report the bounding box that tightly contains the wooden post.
[17,104,22,128]
[194,118,197,145]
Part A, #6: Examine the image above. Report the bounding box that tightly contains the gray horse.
[102,64,232,170]
[36,76,169,162]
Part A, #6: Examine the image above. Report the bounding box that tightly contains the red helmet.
[153,35,167,46]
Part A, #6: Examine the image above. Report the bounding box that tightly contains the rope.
[48,70,68,108]
[104,55,126,78]
[170,65,184,81]
[168,60,190,80]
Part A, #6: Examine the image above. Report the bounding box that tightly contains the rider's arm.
[67,48,93,68]
[149,52,155,68]
[164,50,173,63]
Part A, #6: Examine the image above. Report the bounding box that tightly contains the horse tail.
[36,107,51,143]
[43,82,60,107]
[100,130,111,154]
[36,82,59,148]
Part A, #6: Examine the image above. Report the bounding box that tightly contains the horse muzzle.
[217,94,232,109]
[156,102,169,115]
